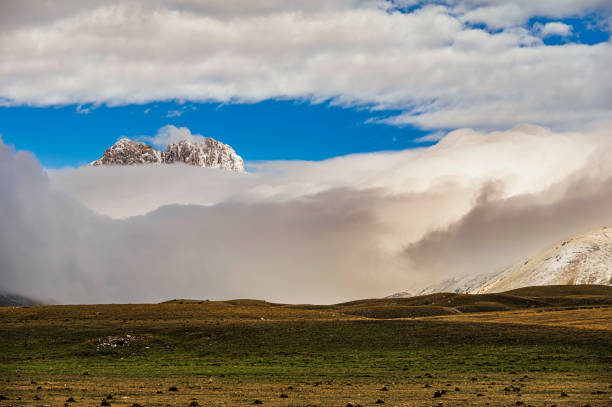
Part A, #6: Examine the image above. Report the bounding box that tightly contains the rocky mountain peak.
[91,138,163,166]
[91,137,245,172]
[164,138,245,172]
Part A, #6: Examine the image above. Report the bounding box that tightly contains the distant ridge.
[390,227,612,298]
[0,291,43,306]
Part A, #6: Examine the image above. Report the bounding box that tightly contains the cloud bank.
[1,0,611,130]
[1,124,611,304]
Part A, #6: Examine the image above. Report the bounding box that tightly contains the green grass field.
[1,285,611,406]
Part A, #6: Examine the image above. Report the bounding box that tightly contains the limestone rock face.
[91,137,245,172]
[164,139,245,172]
[91,138,163,166]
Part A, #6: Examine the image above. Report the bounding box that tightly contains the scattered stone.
[454,387,460,392]
[156,391,163,394]
[252,400,262,405]
[37,386,42,390]
[0,395,8,401]
[280,394,288,398]
[433,390,444,398]
[96,334,141,350]
[83,371,89,376]
[477,393,485,397]
[560,392,569,398]
[187,401,199,407]
[471,377,478,382]
[516,402,524,406]
[106,395,113,399]
[287,385,293,390]
[34,396,41,401]
[168,386,179,392]
[591,390,605,395]
[66,397,76,403]
[375,399,385,404]
[380,386,388,391]
[101,400,110,406]
[424,384,431,388]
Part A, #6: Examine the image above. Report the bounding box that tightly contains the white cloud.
[0,1,610,130]
[164,109,183,118]
[534,22,573,38]
[413,131,447,143]
[139,124,207,148]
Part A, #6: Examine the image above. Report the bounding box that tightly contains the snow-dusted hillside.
[91,137,245,172]
[389,227,612,297]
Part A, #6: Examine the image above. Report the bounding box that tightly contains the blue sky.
[0,101,430,168]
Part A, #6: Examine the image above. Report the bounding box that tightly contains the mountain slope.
[91,137,245,172]
[164,139,244,172]
[91,138,163,165]
[390,227,612,297]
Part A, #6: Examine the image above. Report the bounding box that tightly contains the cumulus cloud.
[0,124,608,304]
[534,22,573,38]
[1,1,611,130]
[139,125,207,148]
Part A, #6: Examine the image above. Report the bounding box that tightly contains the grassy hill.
[0,285,610,406]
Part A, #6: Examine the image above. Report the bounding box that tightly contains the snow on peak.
[91,137,245,172]
[164,138,245,172]
[91,138,163,166]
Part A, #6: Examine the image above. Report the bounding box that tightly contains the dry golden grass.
[423,305,612,330]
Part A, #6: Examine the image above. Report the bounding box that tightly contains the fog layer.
[2,125,612,303]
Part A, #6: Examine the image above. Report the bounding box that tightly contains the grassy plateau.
[0,285,611,406]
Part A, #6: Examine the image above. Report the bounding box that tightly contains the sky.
[1,0,611,168]
[1,0,612,304]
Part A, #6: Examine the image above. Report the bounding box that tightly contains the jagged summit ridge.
[91,137,245,172]
[91,138,163,165]
[164,139,244,172]
[389,226,612,297]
